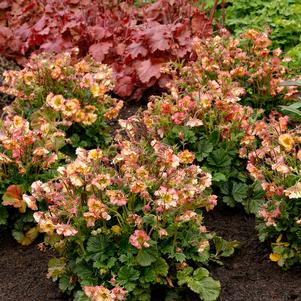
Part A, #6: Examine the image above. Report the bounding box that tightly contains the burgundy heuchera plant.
[0,0,214,99]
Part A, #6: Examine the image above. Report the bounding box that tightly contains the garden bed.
[1,207,301,301]
[0,2,301,300]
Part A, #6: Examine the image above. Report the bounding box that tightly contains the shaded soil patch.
[206,206,301,301]
[0,232,70,301]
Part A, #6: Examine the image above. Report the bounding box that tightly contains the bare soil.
[206,206,301,301]
[0,232,71,301]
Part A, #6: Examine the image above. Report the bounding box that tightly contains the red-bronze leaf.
[136,59,162,83]
[89,42,112,62]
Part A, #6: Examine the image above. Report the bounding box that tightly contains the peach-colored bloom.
[178,150,195,164]
[129,230,150,249]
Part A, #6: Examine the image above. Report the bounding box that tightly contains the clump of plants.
[0,50,122,243]
[224,0,301,65]
[137,29,295,213]
[243,113,301,267]
[1,50,122,148]
[0,0,216,99]
[31,119,237,301]
[127,29,301,268]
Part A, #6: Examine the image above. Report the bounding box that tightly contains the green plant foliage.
[224,0,301,69]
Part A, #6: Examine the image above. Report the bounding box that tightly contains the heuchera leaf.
[0,0,214,99]
[89,42,112,62]
[115,76,135,97]
[127,42,148,59]
[144,23,172,53]
[136,59,163,83]
[191,12,213,37]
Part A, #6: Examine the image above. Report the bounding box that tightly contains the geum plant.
[243,113,301,267]
[1,50,123,148]
[0,113,65,244]
[137,29,296,213]
[31,119,237,301]
[0,51,123,243]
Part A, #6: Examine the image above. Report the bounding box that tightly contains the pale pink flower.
[199,226,208,233]
[176,210,197,222]
[130,180,146,193]
[177,96,195,111]
[87,196,111,221]
[63,98,80,116]
[111,287,127,301]
[155,186,179,210]
[284,182,301,199]
[198,240,209,253]
[158,228,168,238]
[127,214,143,228]
[206,195,218,211]
[46,94,65,111]
[92,173,111,190]
[31,181,47,198]
[171,111,187,125]
[55,224,78,236]
[84,285,113,301]
[186,117,203,128]
[22,194,38,210]
[129,230,150,250]
[271,157,291,175]
[259,204,281,227]
[106,190,127,206]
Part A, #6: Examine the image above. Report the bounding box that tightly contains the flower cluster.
[0,50,124,245]
[31,135,216,238]
[1,50,122,126]
[84,285,127,301]
[0,113,63,174]
[28,117,228,300]
[191,29,296,108]
[244,113,301,266]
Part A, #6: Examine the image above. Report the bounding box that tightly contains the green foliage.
[224,0,301,69]
[225,0,301,49]
[177,267,221,301]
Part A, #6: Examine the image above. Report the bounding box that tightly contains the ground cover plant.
[30,120,237,301]
[138,29,295,212]
[0,0,215,99]
[245,113,301,268]
[130,29,301,268]
[0,50,123,244]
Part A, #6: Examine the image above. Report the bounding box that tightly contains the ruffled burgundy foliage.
[0,0,214,99]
